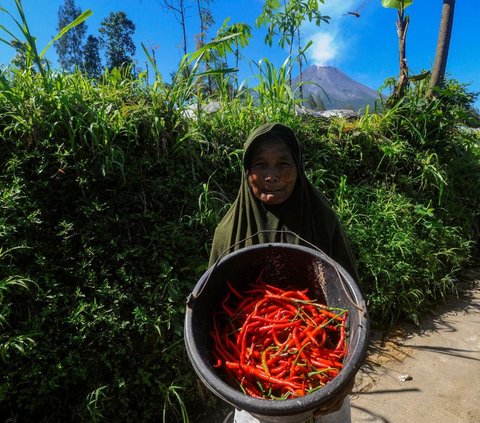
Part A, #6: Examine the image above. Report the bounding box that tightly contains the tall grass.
[250,56,296,116]
[0,0,92,81]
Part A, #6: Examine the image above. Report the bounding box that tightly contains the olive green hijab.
[209,122,359,282]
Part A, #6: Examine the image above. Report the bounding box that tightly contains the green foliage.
[99,11,136,71]
[216,19,252,63]
[0,32,479,423]
[83,35,102,78]
[256,0,329,85]
[382,0,413,10]
[0,68,207,422]
[9,39,29,70]
[0,247,38,363]
[0,0,92,79]
[334,180,471,326]
[251,57,297,117]
[55,0,88,72]
[256,0,329,50]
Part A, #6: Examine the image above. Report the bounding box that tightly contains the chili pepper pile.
[211,272,348,400]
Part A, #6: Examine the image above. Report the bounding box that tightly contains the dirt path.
[350,269,480,423]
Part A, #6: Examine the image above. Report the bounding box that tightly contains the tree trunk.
[180,1,187,57]
[428,0,456,96]
[395,8,409,98]
[162,0,188,56]
[297,28,303,102]
[288,37,294,89]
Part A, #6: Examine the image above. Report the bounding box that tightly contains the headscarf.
[209,122,359,282]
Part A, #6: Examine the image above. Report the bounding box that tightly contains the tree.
[305,92,326,111]
[428,0,456,96]
[83,35,102,78]
[194,0,214,51]
[10,39,28,70]
[382,0,413,99]
[99,12,136,71]
[55,0,87,72]
[216,20,252,70]
[160,0,189,56]
[194,0,215,93]
[256,0,330,94]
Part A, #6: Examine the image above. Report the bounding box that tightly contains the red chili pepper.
[240,363,303,390]
[210,274,349,400]
[227,280,244,299]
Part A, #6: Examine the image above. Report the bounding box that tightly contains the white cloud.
[308,32,339,65]
[302,0,361,66]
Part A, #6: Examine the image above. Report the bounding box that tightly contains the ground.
[351,268,480,423]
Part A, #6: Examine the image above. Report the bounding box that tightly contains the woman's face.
[247,139,298,206]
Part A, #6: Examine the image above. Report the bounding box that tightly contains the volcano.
[293,65,380,111]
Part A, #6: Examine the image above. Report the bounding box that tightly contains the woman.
[209,123,359,423]
[209,122,359,282]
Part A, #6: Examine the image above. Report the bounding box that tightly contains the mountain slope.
[293,65,380,111]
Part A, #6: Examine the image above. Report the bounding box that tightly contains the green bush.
[0,69,209,422]
[0,65,479,422]
[334,179,472,325]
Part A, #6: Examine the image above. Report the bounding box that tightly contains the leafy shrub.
[0,69,209,422]
[334,179,471,326]
[0,64,478,422]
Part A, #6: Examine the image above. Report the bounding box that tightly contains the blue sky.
[1,0,479,109]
